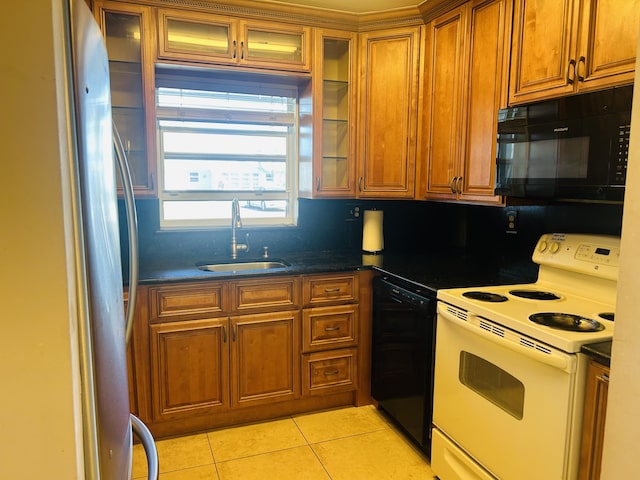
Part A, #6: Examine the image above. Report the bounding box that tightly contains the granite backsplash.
[119,197,624,277]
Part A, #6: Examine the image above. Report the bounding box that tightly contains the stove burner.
[509,289,561,301]
[599,312,615,321]
[462,291,508,302]
[529,313,604,332]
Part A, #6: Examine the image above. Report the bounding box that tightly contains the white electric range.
[431,233,620,480]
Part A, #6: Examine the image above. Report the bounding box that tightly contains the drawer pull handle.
[324,369,340,376]
[324,326,340,332]
[324,288,341,293]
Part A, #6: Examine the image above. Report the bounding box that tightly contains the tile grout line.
[290,415,334,480]
[205,430,222,479]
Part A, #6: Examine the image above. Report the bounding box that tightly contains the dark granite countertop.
[136,248,538,292]
[581,341,612,367]
[136,250,368,284]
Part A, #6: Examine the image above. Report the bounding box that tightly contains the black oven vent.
[479,319,505,338]
[519,336,553,355]
[445,304,468,321]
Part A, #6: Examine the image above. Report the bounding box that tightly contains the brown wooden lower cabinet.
[230,311,301,407]
[150,318,230,422]
[129,271,372,439]
[578,360,610,480]
[302,348,358,396]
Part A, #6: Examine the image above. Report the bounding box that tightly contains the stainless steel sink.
[197,260,290,273]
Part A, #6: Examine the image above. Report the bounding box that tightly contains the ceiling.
[264,0,422,14]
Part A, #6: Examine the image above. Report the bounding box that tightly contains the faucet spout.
[231,198,249,259]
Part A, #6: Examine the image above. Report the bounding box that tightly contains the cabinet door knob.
[567,58,576,84]
[222,325,227,343]
[577,56,586,82]
[450,176,457,194]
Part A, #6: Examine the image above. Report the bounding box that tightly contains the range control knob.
[537,240,549,253]
[550,242,560,254]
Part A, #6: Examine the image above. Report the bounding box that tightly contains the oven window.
[459,352,525,420]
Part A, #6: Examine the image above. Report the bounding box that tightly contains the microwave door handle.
[113,122,139,345]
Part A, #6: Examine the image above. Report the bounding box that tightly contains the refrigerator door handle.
[113,122,139,344]
[130,413,159,480]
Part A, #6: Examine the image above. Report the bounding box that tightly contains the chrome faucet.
[231,198,249,259]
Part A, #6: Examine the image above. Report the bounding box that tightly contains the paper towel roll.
[362,210,384,253]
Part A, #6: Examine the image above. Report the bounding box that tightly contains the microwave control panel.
[614,123,631,184]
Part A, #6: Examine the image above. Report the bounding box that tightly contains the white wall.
[600,25,640,479]
[0,1,84,478]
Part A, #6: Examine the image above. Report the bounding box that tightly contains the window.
[156,72,298,228]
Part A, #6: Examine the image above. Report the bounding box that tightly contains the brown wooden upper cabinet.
[420,0,511,204]
[357,27,421,198]
[157,9,312,72]
[94,0,157,197]
[299,29,358,198]
[509,0,640,105]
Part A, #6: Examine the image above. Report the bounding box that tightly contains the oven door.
[432,302,586,480]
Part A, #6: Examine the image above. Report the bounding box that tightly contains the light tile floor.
[132,405,436,480]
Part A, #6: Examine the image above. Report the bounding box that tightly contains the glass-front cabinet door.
[157,9,237,64]
[95,1,156,196]
[311,29,357,197]
[240,20,311,71]
[156,10,310,72]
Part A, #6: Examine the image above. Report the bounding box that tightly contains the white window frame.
[155,73,299,229]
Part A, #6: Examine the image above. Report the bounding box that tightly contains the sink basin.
[197,260,290,273]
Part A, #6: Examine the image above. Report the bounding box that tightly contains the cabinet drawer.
[302,348,357,396]
[150,283,226,322]
[303,273,358,306]
[302,304,358,352]
[231,277,299,312]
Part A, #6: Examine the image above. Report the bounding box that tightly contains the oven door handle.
[438,304,573,372]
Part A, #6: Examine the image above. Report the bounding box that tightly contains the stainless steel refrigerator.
[68,0,156,477]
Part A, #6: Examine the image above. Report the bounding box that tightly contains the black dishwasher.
[371,275,437,456]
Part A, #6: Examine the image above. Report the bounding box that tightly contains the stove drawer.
[431,429,497,480]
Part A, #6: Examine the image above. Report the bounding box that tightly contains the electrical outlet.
[346,204,361,220]
[506,209,518,234]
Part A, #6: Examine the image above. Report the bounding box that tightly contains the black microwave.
[495,85,633,202]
